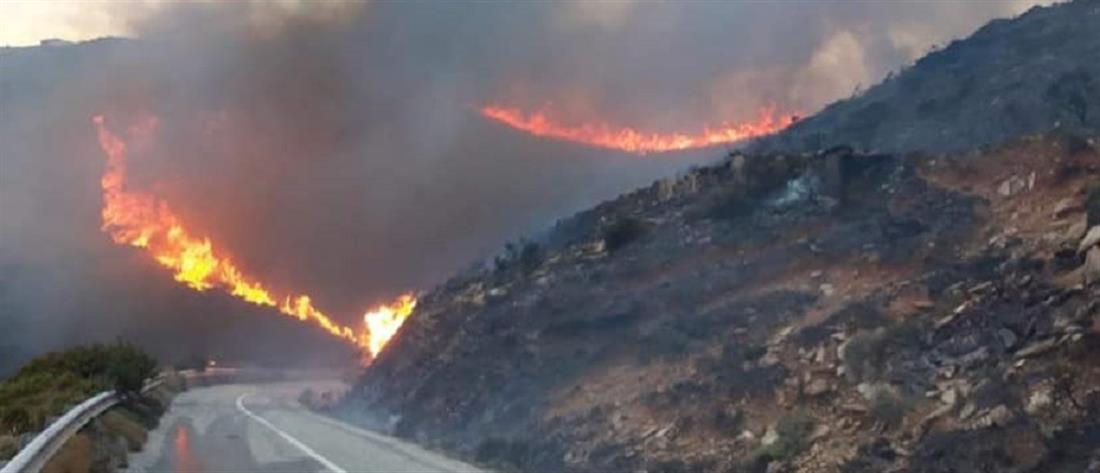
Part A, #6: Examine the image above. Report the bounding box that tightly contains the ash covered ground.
[338,2,1100,471]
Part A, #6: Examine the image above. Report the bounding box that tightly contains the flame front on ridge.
[363,294,417,358]
[480,104,798,154]
[92,115,413,359]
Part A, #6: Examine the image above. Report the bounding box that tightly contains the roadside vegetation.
[0,342,158,460]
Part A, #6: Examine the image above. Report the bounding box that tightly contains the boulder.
[998,175,1028,197]
[986,405,1015,427]
[958,346,991,367]
[940,388,959,406]
[1062,219,1088,246]
[804,378,832,397]
[1015,338,1058,359]
[761,424,779,447]
[1089,457,1100,473]
[996,328,1019,350]
[1025,384,1054,415]
[1085,246,1100,286]
[1053,197,1084,219]
[1080,226,1100,253]
[958,402,977,420]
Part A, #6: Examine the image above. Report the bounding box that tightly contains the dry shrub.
[100,409,147,452]
[40,433,94,473]
[0,434,17,460]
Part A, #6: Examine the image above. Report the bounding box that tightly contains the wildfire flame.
[92,115,414,359]
[480,104,798,154]
[363,294,417,358]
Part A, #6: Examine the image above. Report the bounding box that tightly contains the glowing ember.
[362,294,417,358]
[480,104,798,154]
[92,115,415,359]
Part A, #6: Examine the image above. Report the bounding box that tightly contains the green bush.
[0,343,157,436]
[1,406,31,435]
[103,344,158,396]
[0,371,99,434]
[759,411,816,461]
[0,434,16,460]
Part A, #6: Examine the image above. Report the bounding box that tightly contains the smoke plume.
[0,1,1048,374]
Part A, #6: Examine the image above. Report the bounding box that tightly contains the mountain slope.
[338,2,1100,472]
[343,134,1099,472]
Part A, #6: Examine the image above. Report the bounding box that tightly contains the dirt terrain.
[342,130,1099,472]
[338,2,1100,471]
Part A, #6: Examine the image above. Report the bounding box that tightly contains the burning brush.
[92,115,414,361]
[480,103,798,154]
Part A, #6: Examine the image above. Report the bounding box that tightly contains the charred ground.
[343,131,1099,472]
[340,2,1100,472]
[751,0,1100,155]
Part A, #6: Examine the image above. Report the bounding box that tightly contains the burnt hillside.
[339,2,1100,472]
[343,133,1099,472]
[752,0,1100,155]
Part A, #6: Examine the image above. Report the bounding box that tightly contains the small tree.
[105,342,158,397]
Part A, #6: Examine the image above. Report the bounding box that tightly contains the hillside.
[752,0,1100,155]
[338,2,1100,472]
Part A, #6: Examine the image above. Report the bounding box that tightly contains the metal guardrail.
[0,368,317,472]
[0,378,165,473]
[0,391,117,473]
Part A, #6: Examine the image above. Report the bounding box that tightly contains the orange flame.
[363,294,417,358]
[480,104,798,154]
[92,115,415,359]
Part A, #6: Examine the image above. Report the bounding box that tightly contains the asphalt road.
[124,382,484,473]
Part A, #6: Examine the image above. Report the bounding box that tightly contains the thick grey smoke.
[0,1,1044,374]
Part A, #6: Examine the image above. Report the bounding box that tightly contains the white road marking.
[235,393,349,473]
[300,408,481,473]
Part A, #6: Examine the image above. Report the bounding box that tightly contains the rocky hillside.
[337,2,1100,472]
[343,132,1099,472]
[752,0,1100,155]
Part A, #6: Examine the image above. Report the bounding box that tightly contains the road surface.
[124,382,484,473]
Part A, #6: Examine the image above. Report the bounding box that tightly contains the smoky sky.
[0,1,1044,373]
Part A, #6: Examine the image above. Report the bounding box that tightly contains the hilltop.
[752,0,1100,155]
